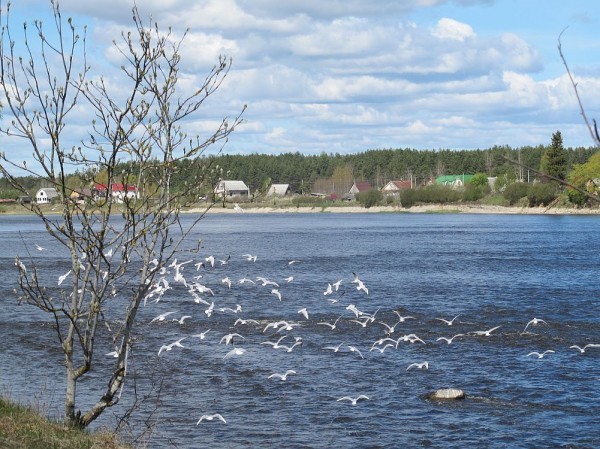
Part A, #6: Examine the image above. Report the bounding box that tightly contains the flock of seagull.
[99,251,599,427]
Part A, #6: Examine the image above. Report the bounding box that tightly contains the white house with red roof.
[93,183,139,203]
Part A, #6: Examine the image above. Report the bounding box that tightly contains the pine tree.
[540,131,568,182]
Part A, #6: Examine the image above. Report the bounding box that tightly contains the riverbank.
[0,396,129,449]
[192,203,600,215]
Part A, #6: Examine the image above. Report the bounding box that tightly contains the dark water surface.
[1,213,599,448]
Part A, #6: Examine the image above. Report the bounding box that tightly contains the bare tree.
[0,1,244,428]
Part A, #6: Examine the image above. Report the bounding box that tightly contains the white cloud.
[431,18,475,41]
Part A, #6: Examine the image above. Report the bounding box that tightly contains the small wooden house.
[214,180,250,198]
[267,184,291,196]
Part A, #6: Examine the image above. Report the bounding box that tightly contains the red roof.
[353,181,372,192]
[392,180,412,190]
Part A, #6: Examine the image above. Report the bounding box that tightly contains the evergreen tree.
[540,131,568,182]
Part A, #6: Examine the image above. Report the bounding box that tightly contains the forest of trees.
[1,142,597,200]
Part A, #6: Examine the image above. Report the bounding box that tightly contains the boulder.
[428,388,465,400]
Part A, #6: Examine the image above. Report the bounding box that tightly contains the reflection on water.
[1,213,599,448]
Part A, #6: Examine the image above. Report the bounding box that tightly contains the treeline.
[1,144,596,199]
[194,144,595,194]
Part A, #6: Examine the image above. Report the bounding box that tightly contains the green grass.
[0,396,129,449]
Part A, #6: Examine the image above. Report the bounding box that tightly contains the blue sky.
[2,0,599,168]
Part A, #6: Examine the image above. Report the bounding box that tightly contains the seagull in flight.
[172,315,192,325]
[298,308,309,320]
[220,333,244,345]
[35,243,47,251]
[471,325,502,337]
[223,347,246,360]
[268,370,296,381]
[436,314,460,326]
[347,345,364,359]
[569,343,600,354]
[527,350,555,359]
[150,311,176,323]
[271,289,282,301]
[158,337,186,356]
[243,254,257,262]
[318,314,344,330]
[393,311,416,322]
[191,329,211,340]
[323,342,345,353]
[288,260,300,265]
[58,270,72,286]
[234,318,259,326]
[323,283,333,296]
[522,318,548,334]
[337,395,369,405]
[406,361,429,370]
[351,272,368,295]
[436,334,464,345]
[196,413,226,424]
[370,343,394,354]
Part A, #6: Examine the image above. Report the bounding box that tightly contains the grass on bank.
[0,396,128,449]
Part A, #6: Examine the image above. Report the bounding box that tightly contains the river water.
[1,213,599,448]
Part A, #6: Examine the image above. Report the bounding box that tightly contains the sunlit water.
[1,213,599,448]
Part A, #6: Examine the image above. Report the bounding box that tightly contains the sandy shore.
[188,204,600,215]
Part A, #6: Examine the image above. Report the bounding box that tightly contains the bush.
[527,182,557,207]
[463,183,490,202]
[356,189,383,208]
[503,182,529,205]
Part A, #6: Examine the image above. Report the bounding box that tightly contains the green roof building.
[435,175,474,187]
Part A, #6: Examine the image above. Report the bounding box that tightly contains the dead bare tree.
[0,1,244,427]
[558,28,600,148]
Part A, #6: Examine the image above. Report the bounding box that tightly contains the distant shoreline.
[2,203,599,217]
[192,204,600,215]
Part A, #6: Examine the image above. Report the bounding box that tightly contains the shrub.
[356,189,383,208]
[527,182,557,207]
[503,182,529,205]
[463,183,489,202]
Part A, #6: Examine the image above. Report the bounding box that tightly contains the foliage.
[527,182,557,207]
[503,182,529,205]
[566,152,600,206]
[540,131,568,182]
[0,3,243,428]
[463,183,489,202]
[356,189,383,208]
[469,172,489,187]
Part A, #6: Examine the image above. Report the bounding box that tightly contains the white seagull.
[196,413,226,424]
[436,334,464,345]
[243,254,257,262]
[347,345,364,359]
[337,395,369,405]
[298,308,309,320]
[191,329,211,340]
[158,337,186,356]
[35,244,47,251]
[220,333,244,345]
[271,289,282,301]
[471,325,502,337]
[268,370,296,381]
[172,315,192,325]
[318,314,344,331]
[436,314,460,326]
[150,311,176,323]
[527,350,555,359]
[569,343,600,354]
[58,270,72,286]
[522,318,548,334]
[406,361,429,370]
[351,272,368,295]
[223,347,246,360]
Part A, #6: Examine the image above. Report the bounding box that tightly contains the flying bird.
[337,395,369,405]
[268,370,297,381]
[406,361,429,370]
[436,334,464,345]
[150,311,176,323]
[196,413,226,424]
[527,350,555,359]
[522,318,548,334]
[569,343,600,354]
[436,314,460,326]
[58,270,72,286]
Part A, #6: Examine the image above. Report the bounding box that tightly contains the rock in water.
[428,388,465,400]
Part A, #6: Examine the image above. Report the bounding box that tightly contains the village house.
[93,183,139,203]
[214,180,250,198]
[435,175,474,188]
[69,188,93,204]
[348,180,372,195]
[381,180,412,196]
[35,187,60,204]
[266,184,291,196]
